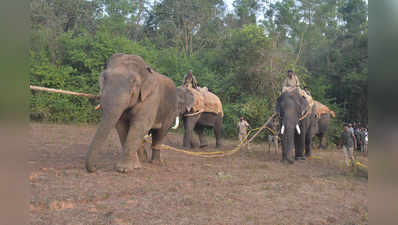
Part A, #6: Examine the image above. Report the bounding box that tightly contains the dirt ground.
[29,123,368,225]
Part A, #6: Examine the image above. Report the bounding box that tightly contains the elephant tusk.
[281,124,285,135]
[171,116,179,129]
[296,124,301,135]
[184,109,204,117]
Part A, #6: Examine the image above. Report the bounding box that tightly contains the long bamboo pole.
[30,85,99,99]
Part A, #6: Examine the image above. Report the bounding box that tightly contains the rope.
[144,113,277,158]
[298,103,312,121]
[30,85,279,158]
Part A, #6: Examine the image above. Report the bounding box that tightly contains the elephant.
[314,113,332,149]
[175,87,223,148]
[312,101,335,149]
[85,54,179,173]
[276,89,318,164]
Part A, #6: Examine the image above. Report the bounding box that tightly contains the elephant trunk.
[280,114,299,161]
[85,93,128,172]
[281,122,295,156]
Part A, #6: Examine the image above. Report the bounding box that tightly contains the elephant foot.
[85,152,98,173]
[85,160,97,173]
[281,158,294,164]
[295,156,306,160]
[115,154,141,173]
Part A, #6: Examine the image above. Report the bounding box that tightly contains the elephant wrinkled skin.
[85,54,178,173]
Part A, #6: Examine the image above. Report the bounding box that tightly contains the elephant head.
[170,86,196,130]
[86,54,159,172]
[176,86,195,115]
[276,90,310,162]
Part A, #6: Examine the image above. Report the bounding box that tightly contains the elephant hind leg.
[214,115,223,148]
[150,127,169,165]
[294,132,306,160]
[305,133,312,157]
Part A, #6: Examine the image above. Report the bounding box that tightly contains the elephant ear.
[295,93,309,117]
[139,74,159,102]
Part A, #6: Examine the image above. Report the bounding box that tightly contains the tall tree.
[145,0,226,55]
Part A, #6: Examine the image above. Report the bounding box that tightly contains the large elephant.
[276,89,318,164]
[85,54,178,173]
[175,87,223,148]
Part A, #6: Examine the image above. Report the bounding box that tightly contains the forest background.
[30,0,368,143]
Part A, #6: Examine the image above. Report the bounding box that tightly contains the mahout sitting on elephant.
[276,88,318,164]
[85,54,180,173]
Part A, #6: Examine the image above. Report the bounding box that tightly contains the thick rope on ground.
[145,113,277,158]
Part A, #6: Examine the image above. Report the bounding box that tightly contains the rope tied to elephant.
[30,85,279,158]
[144,113,277,158]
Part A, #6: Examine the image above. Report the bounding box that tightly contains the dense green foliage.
[30,0,367,143]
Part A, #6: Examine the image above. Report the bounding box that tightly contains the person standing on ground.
[339,124,357,166]
[267,118,279,153]
[237,116,251,150]
[361,127,368,155]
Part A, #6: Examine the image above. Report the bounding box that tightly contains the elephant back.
[314,100,336,118]
[186,87,223,117]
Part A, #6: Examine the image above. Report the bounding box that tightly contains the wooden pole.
[30,85,99,99]
[247,113,277,143]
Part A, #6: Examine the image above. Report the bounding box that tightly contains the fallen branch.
[30,85,99,99]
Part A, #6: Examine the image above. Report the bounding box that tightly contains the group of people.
[339,123,368,166]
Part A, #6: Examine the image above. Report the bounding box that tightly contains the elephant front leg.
[183,116,199,148]
[294,130,306,160]
[195,126,208,148]
[115,121,149,173]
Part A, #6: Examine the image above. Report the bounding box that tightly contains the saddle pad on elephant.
[314,100,336,118]
[188,87,223,117]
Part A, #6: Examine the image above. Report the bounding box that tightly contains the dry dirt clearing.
[29,123,368,225]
